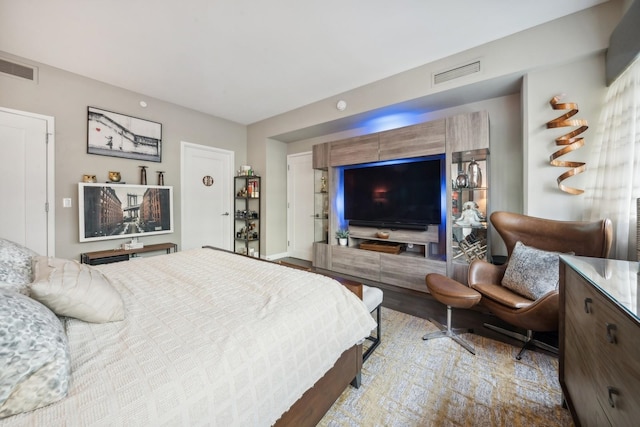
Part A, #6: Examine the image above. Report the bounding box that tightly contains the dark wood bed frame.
[203,247,365,426]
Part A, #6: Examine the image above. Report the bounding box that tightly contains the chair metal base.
[363,304,381,362]
[422,305,476,355]
[483,323,558,360]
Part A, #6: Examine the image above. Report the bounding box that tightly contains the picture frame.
[87,106,162,162]
[78,183,174,242]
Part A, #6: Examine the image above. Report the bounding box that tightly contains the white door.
[287,152,314,260]
[181,142,233,251]
[0,108,54,255]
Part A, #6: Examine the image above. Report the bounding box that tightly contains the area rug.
[319,308,573,427]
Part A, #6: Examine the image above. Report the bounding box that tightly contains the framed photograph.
[87,106,162,162]
[78,183,173,242]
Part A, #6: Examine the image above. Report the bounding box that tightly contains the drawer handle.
[584,297,592,313]
[606,323,617,344]
[608,386,619,408]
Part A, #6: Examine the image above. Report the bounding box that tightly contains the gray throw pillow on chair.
[501,241,561,300]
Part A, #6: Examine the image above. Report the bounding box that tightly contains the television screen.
[343,156,443,228]
[78,183,174,242]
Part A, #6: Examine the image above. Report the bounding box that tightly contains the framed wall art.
[87,106,162,162]
[78,183,174,242]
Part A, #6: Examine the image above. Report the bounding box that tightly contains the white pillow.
[501,241,562,300]
[0,289,70,418]
[30,257,125,323]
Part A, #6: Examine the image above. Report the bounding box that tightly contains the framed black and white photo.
[87,106,162,162]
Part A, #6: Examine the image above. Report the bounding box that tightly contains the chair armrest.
[468,259,508,286]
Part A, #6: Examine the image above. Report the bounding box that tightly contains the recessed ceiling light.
[336,100,347,111]
[140,101,148,108]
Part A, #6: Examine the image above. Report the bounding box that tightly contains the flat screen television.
[343,156,443,230]
[78,183,174,242]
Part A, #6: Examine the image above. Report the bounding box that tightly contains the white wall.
[523,53,608,220]
[0,51,247,259]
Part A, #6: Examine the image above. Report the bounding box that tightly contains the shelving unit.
[314,169,329,244]
[234,176,260,257]
[448,149,490,283]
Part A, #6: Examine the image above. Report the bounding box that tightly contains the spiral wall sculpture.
[545,95,588,195]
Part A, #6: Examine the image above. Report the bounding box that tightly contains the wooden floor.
[277,257,558,357]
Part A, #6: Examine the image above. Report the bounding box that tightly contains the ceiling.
[0,0,608,125]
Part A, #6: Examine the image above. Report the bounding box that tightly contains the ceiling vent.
[0,57,37,82]
[433,61,481,85]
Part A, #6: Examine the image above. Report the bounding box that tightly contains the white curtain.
[585,58,640,260]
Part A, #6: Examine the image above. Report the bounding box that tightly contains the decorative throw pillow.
[0,289,71,418]
[501,241,562,300]
[30,256,125,323]
[0,238,39,295]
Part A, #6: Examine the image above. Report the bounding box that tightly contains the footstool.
[422,273,482,355]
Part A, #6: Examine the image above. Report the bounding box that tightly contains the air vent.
[433,61,480,85]
[0,57,37,81]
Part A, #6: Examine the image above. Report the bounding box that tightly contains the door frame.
[0,107,55,256]
[180,141,234,251]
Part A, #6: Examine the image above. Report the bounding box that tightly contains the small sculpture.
[455,201,484,227]
[139,166,147,185]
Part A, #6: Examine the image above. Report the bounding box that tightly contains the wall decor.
[78,183,173,242]
[545,95,588,195]
[87,107,162,162]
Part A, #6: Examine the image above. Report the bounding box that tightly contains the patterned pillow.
[0,289,71,418]
[30,256,125,323]
[0,238,39,295]
[501,241,562,300]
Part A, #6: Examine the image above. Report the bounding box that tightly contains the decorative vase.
[139,166,147,185]
[338,238,348,246]
[455,171,468,188]
[108,171,121,182]
[467,158,482,188]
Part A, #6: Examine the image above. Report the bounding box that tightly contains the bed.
[0,243,376,426]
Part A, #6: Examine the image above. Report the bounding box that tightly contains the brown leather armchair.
[468,211,613,359]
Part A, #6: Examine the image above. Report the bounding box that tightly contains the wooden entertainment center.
[312,111,490,291]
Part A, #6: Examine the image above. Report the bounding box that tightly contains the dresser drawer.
[564,268,640,426]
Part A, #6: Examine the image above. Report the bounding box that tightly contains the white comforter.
[2,248,376,426]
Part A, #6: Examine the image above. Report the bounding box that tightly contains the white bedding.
[1,248,376,426]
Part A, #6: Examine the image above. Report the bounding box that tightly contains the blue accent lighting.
[362,112,423,133]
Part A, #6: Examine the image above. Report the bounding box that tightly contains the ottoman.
[423,273,482,354]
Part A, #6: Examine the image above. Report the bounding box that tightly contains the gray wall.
[0,52,247,259]
[0,1,627,259]
[248,1,624,257]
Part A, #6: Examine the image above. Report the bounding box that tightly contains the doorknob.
[222,212,230,216]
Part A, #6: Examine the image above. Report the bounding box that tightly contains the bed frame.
[275,344,362,426]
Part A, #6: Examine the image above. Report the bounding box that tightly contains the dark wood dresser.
[559,255,640,426]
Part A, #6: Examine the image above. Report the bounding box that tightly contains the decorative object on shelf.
[376,231,390,239]
[336,228,349,246]
[546,94,588,195]
[87,106,162,162]
[455,170,468,188]
[320,175,328,192]
[455,201,484,227]
[139,166,147,185]
[108,171,121,182]
[202,175,214,187]
[467,158,482,188]
[82,174,97,183]
[157,171,165,185]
